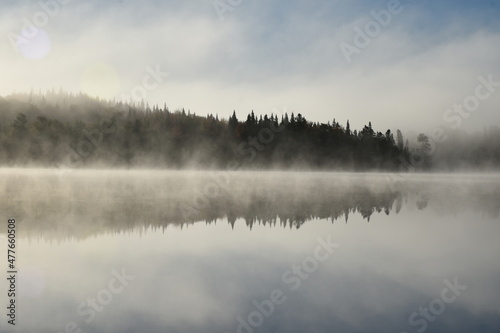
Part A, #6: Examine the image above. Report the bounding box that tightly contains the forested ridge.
[0,91,499,170]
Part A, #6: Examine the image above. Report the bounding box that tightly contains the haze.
[2,0,500,133]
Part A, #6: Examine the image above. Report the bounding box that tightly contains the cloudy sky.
[1,0,500,133]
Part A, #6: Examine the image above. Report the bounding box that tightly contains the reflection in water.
[0,170,499,333]
[0,170,499,239]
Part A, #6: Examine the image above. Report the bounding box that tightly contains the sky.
[1,0,500,133]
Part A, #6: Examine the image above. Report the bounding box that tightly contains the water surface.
[1,170,499,333]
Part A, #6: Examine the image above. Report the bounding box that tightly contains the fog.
[1,169,498,241]
[2,169,499,333]
[2,1,500,332]
[1,92,500,172]
[2,0,500,132]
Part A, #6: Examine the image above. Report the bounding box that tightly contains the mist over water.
[2,0,500,331]
[1,169,499,333]
[1,169,499,239]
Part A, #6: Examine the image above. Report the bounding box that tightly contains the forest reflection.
[1,170,499,240]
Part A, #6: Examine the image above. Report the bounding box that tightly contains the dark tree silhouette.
[0,91,498,170]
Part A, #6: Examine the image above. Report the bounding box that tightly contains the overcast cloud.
[1,0,499,132]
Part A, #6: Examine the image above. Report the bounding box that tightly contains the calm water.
[1,169,499,333]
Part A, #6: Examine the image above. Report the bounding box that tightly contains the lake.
[1,169,499,333]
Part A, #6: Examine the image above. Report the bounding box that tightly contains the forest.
[0,90,499,170]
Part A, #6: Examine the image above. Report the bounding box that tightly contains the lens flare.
[81,62,121,99]
[18,28,51,60]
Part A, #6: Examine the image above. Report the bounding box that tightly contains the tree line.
[0,90,498,170]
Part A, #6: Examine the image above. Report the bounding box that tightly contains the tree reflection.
[0,171,498,240]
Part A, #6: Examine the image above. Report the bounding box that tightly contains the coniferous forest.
[0,91,499,170]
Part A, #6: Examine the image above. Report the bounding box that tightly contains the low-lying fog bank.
[1,169,498,240]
